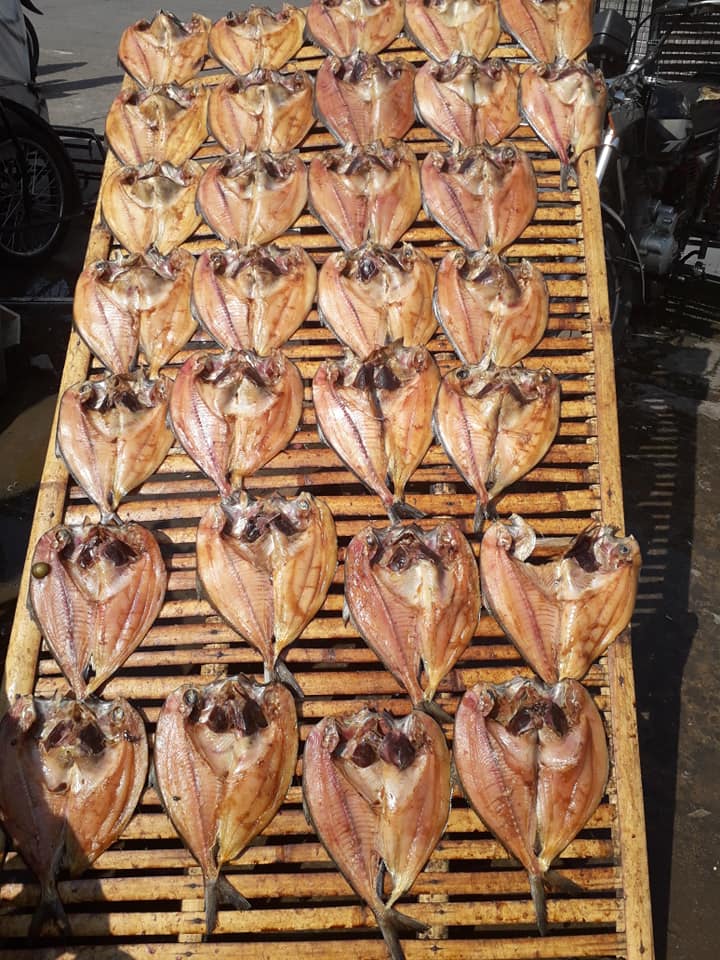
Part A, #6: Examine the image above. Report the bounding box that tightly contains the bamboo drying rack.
[0,25,654,960]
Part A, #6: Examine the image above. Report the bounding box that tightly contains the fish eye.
[618,543,630,555]
[183,688,199,708]
[112,706,125,724]
[298,497,310,511]
[457,368,469,380]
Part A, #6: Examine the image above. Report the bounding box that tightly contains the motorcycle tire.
[603,221,634,352]
[0,108,81,265]
[24,15,39,80]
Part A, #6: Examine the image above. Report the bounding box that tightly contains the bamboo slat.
[0,21,652,960]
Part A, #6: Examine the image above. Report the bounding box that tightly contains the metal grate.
[652,8,720,81]
[594,0,655,59]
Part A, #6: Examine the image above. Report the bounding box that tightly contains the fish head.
[271,491,323,537]
[564,523,641,573]
[503,365,558,403]
[487,514,537,560]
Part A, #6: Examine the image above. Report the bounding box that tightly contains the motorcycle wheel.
[603,221,634,351]
[0,112,80,264]
[24,16,40,80]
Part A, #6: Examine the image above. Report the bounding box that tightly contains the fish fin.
[560,162,578,193]
[529,871,548,936]
[544,868,584,895]
[473,499,487,533]
[100,509,122,526]
[377,906,428,960]
[29,884,71,938]
[418,698,454,725]
[274,660,305,700]
[217,873,251,911]
[390,500,424,522]
[204,876,219,936]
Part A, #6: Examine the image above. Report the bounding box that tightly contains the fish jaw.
[306,0,405,56]
[520,60,607,191]
[56,371,174,519]
[197,151,308,246]
[118,11,211,86]
[100,160,203,255]
[208,70,315,155]
[344,525,425,703]
[487,365,560,500]
[192,243,317,353]
[453,679,543,876]
[405,0,501,61]
[29,521,167,697]
[315,53,416,146]
[435,250,548,366]
[309,140,421,250]
[209,7,307,74]
[312,356,395,512]
[480,516,561,682]
[536,679,609,871]
[105,82,209,167]
[155,675,298,933]
[415,56,520,147]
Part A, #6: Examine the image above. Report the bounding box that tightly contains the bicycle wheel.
[0,109,80,264]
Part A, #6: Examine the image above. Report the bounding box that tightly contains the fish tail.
[274,660,305,700]
[390,499,424,522]
[30,882,71,938]
[559,162,577,194]
[473,498,487,533]
[545,868,584,895]
[205,873,251,936]
[418,697,454,726]
[377,906,427,960]
[204,876,219,936]
[529,871,548,936]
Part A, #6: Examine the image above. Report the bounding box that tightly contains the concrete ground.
[0,4,718,958]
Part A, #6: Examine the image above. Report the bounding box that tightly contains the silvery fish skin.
[169,348,303,495]
[480,514,642,682]
[405,0,501,61]
[498,0,593,61]
[105,82,209,166]
[100,160,203,255]
[56,371,173,522]
[345,521,480,704]
[154,675,297,934]
[118,11,211,86]
[414,56,520,147]
[196,490,337,675]
[309,139,421,250]
[306,0,405,56]
[191,243,317,353]
[454,677,608,933]
[196,150,307,246]
[208,69,314,155]
[73,247,196,377]
[421,142,537,253]
[313,344,440,520]
[29,521,167,697]
[303,709,451,960]
[209,6,307,74]
[433,361,560,526]
[520,59,607,192]
[0,695,147,936]
[318,243,436,359]
[315,52,416,145]
[434,250,548,365]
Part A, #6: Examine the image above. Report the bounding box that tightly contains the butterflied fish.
[520,59,607,191]
[480,514,641,682]
[105,82,209,166]
[315,51,416,145]
[433,361,560,526]
[309,139,421,250]
[498,0,593,61]
[405,0,501,61]
[169,348,303,495]
[197,491,337,680]
[454,677,608,933]
[197,150,307,246]
[318,243,436,358]
[421,142,537,252]
[56,370,173,522]
[303,709,451,960]
[434,250,548,365]
[0,695,147,935]
[192,242,317,353]
[100,159,202,254]
[154,675,297,934]
[209,6,306,74]
[414,56,520,147]
[313,344,439,520]
[306,0,405,56]
[208,69,314,155]
[29,521,167,697]
[345,521,480,705]
[73,247,196,377]
[118,11,211,86]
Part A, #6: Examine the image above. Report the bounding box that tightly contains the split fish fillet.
[405,0,501,62]
[209,6,306,74]
[118,11,211,86]
[306,0,405,56]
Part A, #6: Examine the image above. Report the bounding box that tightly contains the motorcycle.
[590,0,720,342]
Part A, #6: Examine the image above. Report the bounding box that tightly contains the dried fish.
[209,6,306,74]
[405,0,501,61]
[499,0,594,61]
[118,11,210,86]
[306,0,405,56]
